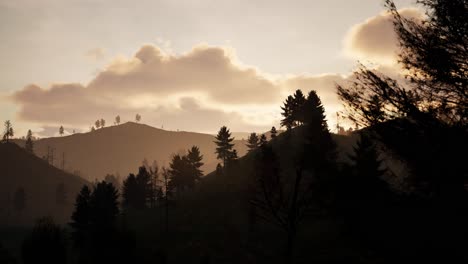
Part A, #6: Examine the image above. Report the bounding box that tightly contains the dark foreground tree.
[252,90,337,263]
[22,217,67,264]
[337,0,468,261]
[70,185,91,249]
[89,181,119,229]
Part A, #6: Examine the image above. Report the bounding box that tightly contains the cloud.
[84,48,106,61]
[12,44,349,133]
[344,8,424,65]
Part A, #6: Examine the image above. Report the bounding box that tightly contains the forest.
[0,0,467,263]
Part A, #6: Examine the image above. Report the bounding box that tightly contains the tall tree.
[187,146,204,181]
[337,0,467,196]
[104,174,121,193]
[280,95,295,130]
[21,217,67,264]
[168,154,193,193]
[259,134,268,146]
[246,133,259,152]
[292,89,307,126]
[387,0,467,125]
[136,166,152,207]
[214,126,235,168]
[3,120,13,142]
[161,166,170,233]
[122,174,139,209]
[270,126,277,139]
[59,126,64,136]
[25,129,34,153]
[89,181,119,230]
[115,115,120,125]
[251,145,316,263]
[69,185,91,249]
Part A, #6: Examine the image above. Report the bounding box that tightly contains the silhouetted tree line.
[334,0,468,261]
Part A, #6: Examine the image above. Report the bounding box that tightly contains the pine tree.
[187,146,204,182]
[135,114,141,122]
[100,118,105,128]
[246,133,259,152]
[115,115,120,125]
[259,134,267,146]
[136,166,152,208]
[270,126,277,139]
[214,126,235,168]
[280,95,295,130]
[70,185,91,248]
[292,89,307,126]
[25,130,34,153]
[89,181,119,229]
[59,126,64,136]
[95,120,100,129]
[122,174,139,209]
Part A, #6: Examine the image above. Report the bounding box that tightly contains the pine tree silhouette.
[246,133,259,152]
[25,129,34,153]
[214,126,235,168]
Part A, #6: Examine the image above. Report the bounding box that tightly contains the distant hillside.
[0,143,88,226]
[14,122,248,181]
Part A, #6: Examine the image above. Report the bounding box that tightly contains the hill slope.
[0,143,88,225]
[15,122,248,181]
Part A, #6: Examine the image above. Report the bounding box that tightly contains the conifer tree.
[122,174,138,209]
[259,134,268,146]
[270,126,277,139]
[70,185,91,248]
[59,126,64,136]
[187,146,204,181]
[246,133,259,152]
[280,95,295,130]
[89,181,119,229]
[214,126,235,168]
[25,130,34,153]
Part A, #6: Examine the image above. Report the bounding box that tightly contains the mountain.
[0,143,88,225]
[14,122,248,181]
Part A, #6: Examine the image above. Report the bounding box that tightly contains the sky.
[0,0,419,137]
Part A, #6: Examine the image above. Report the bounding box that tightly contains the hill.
[14,122,249,181]
[0,143,88,226]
